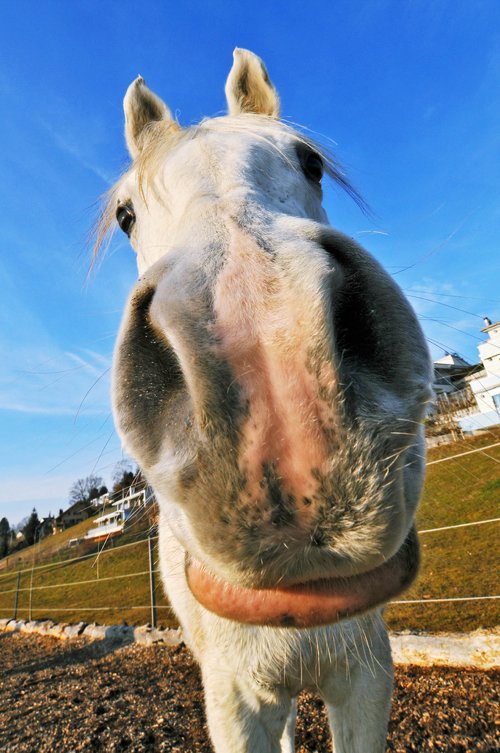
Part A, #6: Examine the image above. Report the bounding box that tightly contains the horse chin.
[185,528,419,628]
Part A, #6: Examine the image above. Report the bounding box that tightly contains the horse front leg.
[279,698,297,753]
[320,623,393,753]
[201,664,294,753]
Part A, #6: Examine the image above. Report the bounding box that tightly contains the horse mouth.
[185,528,419,628]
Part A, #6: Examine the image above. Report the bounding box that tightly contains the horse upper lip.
[185,526,419,593]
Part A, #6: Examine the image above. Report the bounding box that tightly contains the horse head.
[107,49,433,628]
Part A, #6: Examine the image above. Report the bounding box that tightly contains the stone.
[48,623,68,638]
[6,619,23,632]
[63,622,87,639]
[37,620,56,635]
[133,625,182,646]
[20,620,37,633]
[83,623,133,642]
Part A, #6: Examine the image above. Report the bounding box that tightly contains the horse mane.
[91,115,367,268]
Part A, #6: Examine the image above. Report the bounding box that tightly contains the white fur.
[109,51,432,752]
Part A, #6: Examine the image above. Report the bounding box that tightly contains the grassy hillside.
[0,513,104,572]
[386,427,500,632]
[1,429,498,632]
[0,507,173,628]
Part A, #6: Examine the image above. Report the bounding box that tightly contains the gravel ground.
[0,632,497,753]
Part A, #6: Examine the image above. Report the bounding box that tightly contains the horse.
[102,48,433,752]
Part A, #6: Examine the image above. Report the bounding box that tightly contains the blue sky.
[1,1,498,526]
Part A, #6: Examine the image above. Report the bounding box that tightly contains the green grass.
[1,429,498,632]
[386,427,500,632]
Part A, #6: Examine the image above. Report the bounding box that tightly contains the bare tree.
[69,475,105,505]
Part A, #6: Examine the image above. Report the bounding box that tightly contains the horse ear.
[123,76,175,159]
[225,48,280,118]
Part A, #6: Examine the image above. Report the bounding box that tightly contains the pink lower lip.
[186,531,419,628]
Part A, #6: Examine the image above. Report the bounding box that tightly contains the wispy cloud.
[356,229,389,236]
[38,117,114,186]
[64,350,105,378]
[0,284,112,417]
[0,346,112,417]
[0,402,104,416]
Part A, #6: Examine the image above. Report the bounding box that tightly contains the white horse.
[104,49,432,752]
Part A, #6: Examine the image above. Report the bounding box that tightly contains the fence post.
[13,571,20,619]
[28,570,34,621]
[28,555,36,621]
[148,534,157,628]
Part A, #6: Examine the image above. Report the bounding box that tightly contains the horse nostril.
[130,283,156,315]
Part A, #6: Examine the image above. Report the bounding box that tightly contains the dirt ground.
[0,632,497,753]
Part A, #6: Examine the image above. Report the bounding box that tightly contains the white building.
[91,491,110,508]
[433,353,477,396]
[85,487,154,541]
[458,318,500,432]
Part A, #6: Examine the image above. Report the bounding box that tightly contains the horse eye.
[116,205,136,236]
[300,150,324,184]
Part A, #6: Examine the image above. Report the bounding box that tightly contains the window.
[493,393,500,410]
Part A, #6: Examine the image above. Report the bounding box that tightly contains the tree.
[112,460,135,486]
[22,508,40,546]
[112,461,141,498]
[14,516,29,533]
[113,471,135,492]
[69,475,105,506]
[40,516,54,538]
[88,486,100,502]
[0,517,10,559]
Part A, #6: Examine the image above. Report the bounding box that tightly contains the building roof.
[434,353,471,368]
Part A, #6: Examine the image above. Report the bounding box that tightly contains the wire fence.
[0,515,498,630]
[0,440,498,632]
[0,532,173,628]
